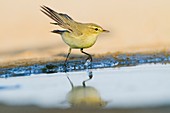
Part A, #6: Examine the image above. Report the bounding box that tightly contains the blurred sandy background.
[0,0,170,66]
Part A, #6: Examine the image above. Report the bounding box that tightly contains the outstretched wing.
[40,5,82,36]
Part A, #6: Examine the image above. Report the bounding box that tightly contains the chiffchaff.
[41,6,109,67]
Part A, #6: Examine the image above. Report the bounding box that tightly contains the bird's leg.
[80,48,93,87]
[80,48,92,69]
[80,48,92,62]
[64,48,72,72]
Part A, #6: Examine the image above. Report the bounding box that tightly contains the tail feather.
[50,22,61,25]
[51,30,66,35]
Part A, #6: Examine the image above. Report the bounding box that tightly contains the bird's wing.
[40,5,82,36]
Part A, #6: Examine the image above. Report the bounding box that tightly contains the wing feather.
[41,5,82,36]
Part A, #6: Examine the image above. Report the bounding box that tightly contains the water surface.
[0,64,170,108]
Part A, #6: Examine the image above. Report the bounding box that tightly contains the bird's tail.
[51,30,66,35]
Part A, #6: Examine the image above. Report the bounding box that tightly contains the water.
[0,64,170,108]
[0,54,169,78]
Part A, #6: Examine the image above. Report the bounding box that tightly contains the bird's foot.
[85,59,92,69]
[64,63,68,73]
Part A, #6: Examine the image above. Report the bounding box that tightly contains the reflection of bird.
[41,6,109,67]
[67,86,107,108]
[66,76,107,108]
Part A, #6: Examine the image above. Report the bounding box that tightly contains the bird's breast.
[62,32,98,49]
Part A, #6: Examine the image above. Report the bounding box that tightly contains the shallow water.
[0,53,170,78]
[0,64,170,108]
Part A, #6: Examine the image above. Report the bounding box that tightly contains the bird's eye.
[95,28,99,31]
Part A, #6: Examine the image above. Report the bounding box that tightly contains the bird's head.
[86,23,109,35]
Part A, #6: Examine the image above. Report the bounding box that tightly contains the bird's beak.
[103,29,110,32]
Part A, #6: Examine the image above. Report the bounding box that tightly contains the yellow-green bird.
[41,6,109,65]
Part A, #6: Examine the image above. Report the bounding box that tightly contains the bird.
[40,5,109,70]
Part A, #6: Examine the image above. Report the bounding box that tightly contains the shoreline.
[0,52,170,78]
[0,51,169,68]
[1,104,170,113]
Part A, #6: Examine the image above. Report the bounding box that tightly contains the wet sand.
[0,51,169,68]
[0,105,170,113]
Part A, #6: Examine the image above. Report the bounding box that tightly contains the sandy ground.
[0,0,170,67]
[1,105,170,113]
